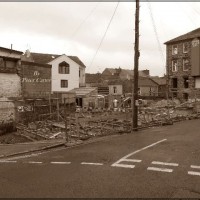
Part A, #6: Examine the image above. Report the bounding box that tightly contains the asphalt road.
[1,119,200,198]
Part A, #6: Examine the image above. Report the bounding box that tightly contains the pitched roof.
[164,27,200,44]
[85,73,102,83]
[138,77,158,87]
[104,68,117,74]
[108,79,123,85]
[31,53,60,64]
[103,68,149,77]
[0,46,23,55]
[68,56,86,68]
[30,52,86,68]
[150,76,166,85]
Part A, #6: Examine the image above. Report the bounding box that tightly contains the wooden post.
[75,112,80,138]
[64,98,68,143]
[132,0,140,132]
[49,93,52,119]
[56,98,59,122]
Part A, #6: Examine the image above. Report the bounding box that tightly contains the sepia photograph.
[0,0,200,198]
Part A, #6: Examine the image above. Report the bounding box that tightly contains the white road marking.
[27,161,43,164]
[0,160,17,163]
[152,161,179,167]
[112,163,135,169]
[191,165,200,169]
[81,162,103,166]
[188,171,200,176]
[51,162,71,164]
[123,159,142,163]
[111,139,167,168]
[147,167,173,173]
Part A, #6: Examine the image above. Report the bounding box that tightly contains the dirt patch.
[0,132,31,144]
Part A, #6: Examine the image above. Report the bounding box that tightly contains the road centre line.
[51,162,71,164]
[152,161,179,167]
[28,161,43,164]
[0,160,17,163]
[191,165,200,169]
[147,167,173,173]
[112,138,167,167]
[188,171,200,176]
[81,162,103,166]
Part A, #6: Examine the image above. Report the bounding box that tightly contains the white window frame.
[183,43,188,53]
[183,58,189,71]
[172,60,178,72]
[172,45,178,55]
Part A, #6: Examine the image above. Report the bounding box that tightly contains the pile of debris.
[16,120,64,141]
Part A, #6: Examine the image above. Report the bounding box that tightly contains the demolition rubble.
[0,98,198,144]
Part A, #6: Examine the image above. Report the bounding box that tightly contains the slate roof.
[0,46,23,54]
[30,52,86,68]
[164,27,200,44]
[102,68,149,77]
[150,76,166,85]
[108,79,123,85]
[85,73,102,83]
[138,77,158,87]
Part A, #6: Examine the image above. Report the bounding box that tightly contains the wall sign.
[22,70,51,83]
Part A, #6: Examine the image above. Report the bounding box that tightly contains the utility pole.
[132,0,140,132]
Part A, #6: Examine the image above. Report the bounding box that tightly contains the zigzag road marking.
[111,139,167,169]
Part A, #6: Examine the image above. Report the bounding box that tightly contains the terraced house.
[165,27,200,101]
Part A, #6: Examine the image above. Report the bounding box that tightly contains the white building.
[22,51,86,92]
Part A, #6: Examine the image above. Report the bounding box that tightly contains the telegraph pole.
[132,0,140,132]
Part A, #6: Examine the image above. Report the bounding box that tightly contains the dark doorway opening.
[183,77,189,88]
[172,78,178,88]
[76,98,83,107]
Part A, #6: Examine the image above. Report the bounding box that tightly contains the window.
[113,86,117,94]
[61,80,68,88]
[172,60,178,72]
[79,70,80,77]
[59,62,69,74]
[183,43,189,53]
[172,45,178,55]
[183,58,189,71]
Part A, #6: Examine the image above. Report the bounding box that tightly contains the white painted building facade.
[49,54,85,92]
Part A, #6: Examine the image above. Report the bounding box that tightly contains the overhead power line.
[88,2,120,71]
[146,1,165,74]
[70,2,100,40]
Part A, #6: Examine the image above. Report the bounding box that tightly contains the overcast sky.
[0,2,200,76]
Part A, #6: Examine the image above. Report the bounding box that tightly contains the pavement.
[0,119,200,198]
[0,134,120,159]
[0,139,65,159]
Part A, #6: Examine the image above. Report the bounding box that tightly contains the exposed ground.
[0,99,199,144]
